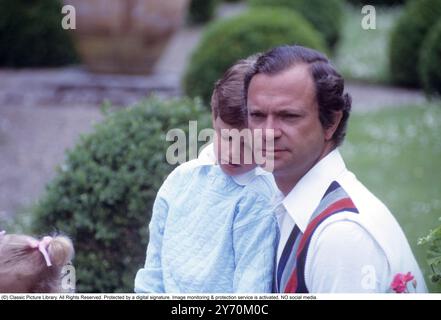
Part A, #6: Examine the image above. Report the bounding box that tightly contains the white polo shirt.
[274,149,427,293]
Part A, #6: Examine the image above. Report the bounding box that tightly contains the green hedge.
[183,8,327,104]
[188,0,219,24]
[419,220,441,290]
[419,19,441,97]
[0,0,77,67]
[389,0,441,87]
[32,97,211,293]
[248,0,344,50]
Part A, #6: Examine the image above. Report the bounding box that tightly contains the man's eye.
[250,112,264,118]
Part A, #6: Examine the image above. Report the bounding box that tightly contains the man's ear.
[324,110,343,141]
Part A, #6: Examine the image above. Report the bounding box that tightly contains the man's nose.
[263,117,282,141]
[230,143,241,163]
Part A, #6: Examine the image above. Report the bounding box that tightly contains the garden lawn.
[335,5,402,84]
[341,103,441,292]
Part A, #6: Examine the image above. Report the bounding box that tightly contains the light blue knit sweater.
[134,160,278,293]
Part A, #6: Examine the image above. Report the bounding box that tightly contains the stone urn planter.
[65,0,189,74]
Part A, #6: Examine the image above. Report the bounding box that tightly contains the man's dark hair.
[244,45,352,147]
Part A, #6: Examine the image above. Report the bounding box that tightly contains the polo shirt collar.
[197,143,267,186]
[282,149,347,233]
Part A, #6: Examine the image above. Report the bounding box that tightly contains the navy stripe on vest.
[279,181,359,293]
[276,225,301,291]
[295,206,359,293]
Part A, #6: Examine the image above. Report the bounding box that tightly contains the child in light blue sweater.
[134,56,278,293]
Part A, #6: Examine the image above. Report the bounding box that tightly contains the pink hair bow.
[28,236,53,267]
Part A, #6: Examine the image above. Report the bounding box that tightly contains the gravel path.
[0,104,103,219]
[347,82,426,112]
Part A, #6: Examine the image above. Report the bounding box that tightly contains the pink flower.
[391,272,415,293]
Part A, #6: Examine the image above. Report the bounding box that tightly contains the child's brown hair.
[0,232,74,293]
[210,54,260,128]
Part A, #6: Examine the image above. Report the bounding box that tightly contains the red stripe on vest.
[297,198,356,255]
[283,197,356,292]
[284,267,298,292]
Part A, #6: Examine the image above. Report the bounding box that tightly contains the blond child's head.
[0,231,74,293]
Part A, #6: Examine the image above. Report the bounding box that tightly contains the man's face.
[213,116,256,176]
[247,64,335,183]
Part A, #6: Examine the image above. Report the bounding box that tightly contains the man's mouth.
[225,163,241,168]
[220,159,241,167]
[261,148,287,153]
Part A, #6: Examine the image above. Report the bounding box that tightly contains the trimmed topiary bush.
[0,0,77,67]
[32,97,211,293]
[188,0,220,24]
[419,19,441,97]
[389,0,441,87]
[248,0,344,50]
[183,8,327,104]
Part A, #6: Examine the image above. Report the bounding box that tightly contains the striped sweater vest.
[276,181,359,293]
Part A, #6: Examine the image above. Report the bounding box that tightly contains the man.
[245,45,427,293]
